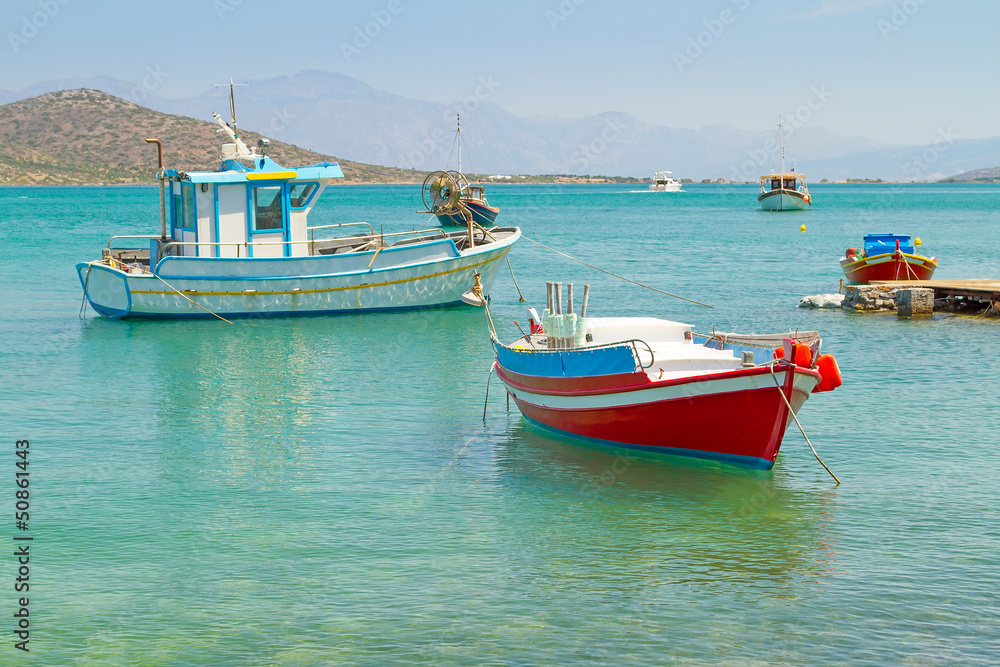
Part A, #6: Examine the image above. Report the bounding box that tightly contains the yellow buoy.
[915,237,922,246]
[800,224,806,233]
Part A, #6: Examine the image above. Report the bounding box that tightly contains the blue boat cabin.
[164,155,344,259]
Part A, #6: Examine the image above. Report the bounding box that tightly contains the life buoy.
[812,354,842,393]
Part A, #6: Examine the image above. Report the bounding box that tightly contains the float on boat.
[649,171,682,192]
[485,282,841,470]
[421,115,499,228]
[840,234,937,284]
[758,118,811,211]
[76,111,519,320]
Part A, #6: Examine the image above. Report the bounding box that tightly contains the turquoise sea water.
[1,183,999,664]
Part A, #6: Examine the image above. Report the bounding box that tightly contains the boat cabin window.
[252,186,284,231]
[173,183,196,230]
[289,182,318,209]
[771,179,782,190]
[783,178,797,189]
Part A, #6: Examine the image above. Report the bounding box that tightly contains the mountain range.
[2,71,999,181]
[0,90,424,186]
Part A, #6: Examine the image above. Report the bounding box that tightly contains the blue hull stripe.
[520,414,775,470]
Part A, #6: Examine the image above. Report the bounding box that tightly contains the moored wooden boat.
[77,98,519,320]
[487,283,842,470]
[758,118,811,211]
[840,234,937,283]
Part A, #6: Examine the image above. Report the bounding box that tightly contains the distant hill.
[942,165,1000,182]
[0,72,893,180]
[0,89,427,185]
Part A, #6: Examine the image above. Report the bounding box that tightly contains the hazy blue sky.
[2,0,996,145]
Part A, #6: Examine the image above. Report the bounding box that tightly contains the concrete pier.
[896,288,934,316]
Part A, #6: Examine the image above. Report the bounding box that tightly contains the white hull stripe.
[502,369,818,410]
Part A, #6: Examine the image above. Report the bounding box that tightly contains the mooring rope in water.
[506,256,526,301]
[520,235,713,308]
[483,360,496,421]
[79,265,92,318]
[770,365,841,484]
[153,273,234,325]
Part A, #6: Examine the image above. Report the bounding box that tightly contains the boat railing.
[156,226,457,259]
[629,339,655,369]
[107,234,164,250]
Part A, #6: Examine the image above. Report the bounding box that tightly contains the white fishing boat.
[758,118,811,211]
[77,97,519,320]
[649,171,682,192]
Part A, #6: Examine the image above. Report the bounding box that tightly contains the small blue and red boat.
[840,233,937,284]
[489,283,842,470]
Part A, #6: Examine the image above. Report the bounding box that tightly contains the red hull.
[497,365,819,469]
[840,253,937,283]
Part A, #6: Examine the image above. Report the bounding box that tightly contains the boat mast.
[456,113,462,174]
[778,116,785,177]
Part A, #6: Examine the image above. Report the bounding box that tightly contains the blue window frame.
[289,182,319,209]
[246,182,292,257]
[175,183,196,230]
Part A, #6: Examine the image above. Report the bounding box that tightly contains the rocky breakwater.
[841,285,899,311]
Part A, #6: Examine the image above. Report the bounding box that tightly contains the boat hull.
[758,189,810,211]
[649,183,681,192]
[78,232,518,319]
[435,199,499,227]
[840,252,937,283]
[496,364,820,469]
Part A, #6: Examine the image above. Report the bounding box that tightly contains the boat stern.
[77,262,132,318]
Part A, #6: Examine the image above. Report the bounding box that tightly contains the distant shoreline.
[2,180,989,188]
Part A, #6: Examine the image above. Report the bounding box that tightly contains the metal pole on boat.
[145,138,166,241]
[581,284,590,318]
[567,283,574,314]
[546,282,554,313]
[554,282,563,349]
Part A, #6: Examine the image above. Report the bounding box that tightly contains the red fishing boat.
[840,234,937,283]
[488,283,842,470]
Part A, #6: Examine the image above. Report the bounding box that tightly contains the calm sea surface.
[1,183,998,664]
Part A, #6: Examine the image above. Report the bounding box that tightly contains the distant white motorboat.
[649,171,682,192]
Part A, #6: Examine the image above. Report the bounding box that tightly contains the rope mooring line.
[770,365,841,484]
[506,256,525,301]
[153,273,234,324]
[520,235,713,308]
[483,360,496,421]
[79,265,92,318]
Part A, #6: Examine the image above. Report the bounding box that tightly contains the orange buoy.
[793,342,813,368]
[812,354,842,393]
[772,347,785,360]
[846,247,857,259]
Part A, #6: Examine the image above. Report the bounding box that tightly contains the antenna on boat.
[211,15,258,161]
[778,116,785,176]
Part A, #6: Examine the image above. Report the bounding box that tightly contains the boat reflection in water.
[491,420,839,586]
